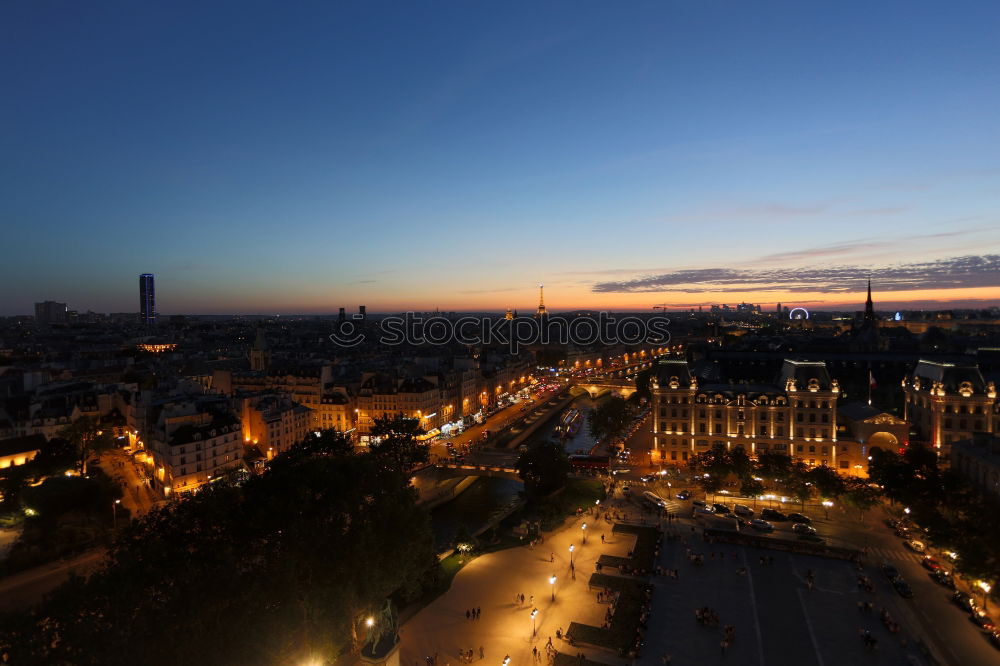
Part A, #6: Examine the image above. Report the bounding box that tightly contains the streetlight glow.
[549,575,556,600]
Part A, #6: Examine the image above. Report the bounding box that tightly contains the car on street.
[788,513,811,524]
[712,503,731,514]
[930,570,956,589]
[750,519,774,532]
[734,504,754,517]
[885,518,902,529]
[970,609,996,630]
[675,490,691,500]
[761,508,787,521]
[792,523,817,535]
[895,527,911,538]
[639,474,656,483]
[905,540,926,553]
[693,506,716,519]
[953,592,978,612]
[881,563,899,581]
[893,578,914,598]
[921,556,941,571]
[611,467,630,475]
[692,499,707,508]
[988,630,1000,650]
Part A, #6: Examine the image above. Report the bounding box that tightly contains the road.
[0,548,105,613]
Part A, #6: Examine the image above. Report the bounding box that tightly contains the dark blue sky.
[3,1,999,314]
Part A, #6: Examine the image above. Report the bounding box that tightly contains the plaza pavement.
[398,488,940,666]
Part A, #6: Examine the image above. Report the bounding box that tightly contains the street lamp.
[822,500,833,519]
[530,608,538,636]
[549,575,556,600]
[112,498,121,529]
[581,522,587,543]
[569,544,574,565]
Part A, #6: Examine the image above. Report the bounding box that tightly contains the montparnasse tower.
[535,283,547,318]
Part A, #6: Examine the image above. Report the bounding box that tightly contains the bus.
[569,454,610,471]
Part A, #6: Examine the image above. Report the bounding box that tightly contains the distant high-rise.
[359,305,367,320]
[34,300,67,324]
[338,307,346,322]
[139,273,156,325]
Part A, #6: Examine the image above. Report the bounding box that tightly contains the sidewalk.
[398,501,635,666]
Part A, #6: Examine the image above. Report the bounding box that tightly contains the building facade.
[651,359,867,473]
[903,360,997,459]
[139,273,156,325]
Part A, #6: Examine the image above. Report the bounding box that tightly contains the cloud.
[348,279,377,285]
[591,255,1000,294]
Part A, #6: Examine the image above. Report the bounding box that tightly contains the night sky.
[3,1,999,314]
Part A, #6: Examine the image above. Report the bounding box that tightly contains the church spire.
[864,278,875,324]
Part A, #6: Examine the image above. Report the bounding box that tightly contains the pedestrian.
[532,647,538,660]
[466,609,470,620]
[550,552,555,562]
[476,606,481,619]
[479,646,484,660]
[601,534,605,544]
[529,594,533,605]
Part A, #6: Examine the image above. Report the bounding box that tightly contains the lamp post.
[530,608,538,636]
[549,575,556,600]
[112,498,121,530]
[581,522,587,544]
[569,544,574,565]
[979,581,992,611]
[822,500,833,520]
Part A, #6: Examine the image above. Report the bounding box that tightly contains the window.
[796,445,804,452]
[796,427,804,438]
[809,445,815,453]
[682,451,688,461]
[809,413,816,423]
[797,413,804,422]
[671,451,677,461]
[839,460,849,469]
[699,423,706,433]
[776,426,784,436]
[821,414,829,423]
[759,426,768,436]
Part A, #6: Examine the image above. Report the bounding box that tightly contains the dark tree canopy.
[516,441,572,500]
[0,445,436,665]
[369,414,429,472]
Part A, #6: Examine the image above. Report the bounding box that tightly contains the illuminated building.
[139,273,156,325]
[903,360,996,458]
[239,393,312,459]
[651,359,856,472]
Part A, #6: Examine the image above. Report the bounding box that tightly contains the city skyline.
[3,2,1000,315]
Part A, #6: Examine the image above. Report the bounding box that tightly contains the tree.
[755,451,793,488]
[739,478,765,507]
[369,414,429,472]
[587,396,632,443]
[807,465,846,502]
[58,416,114,474]
[516,441,572,500]
[842,479,881,523]
[0,445,436,665]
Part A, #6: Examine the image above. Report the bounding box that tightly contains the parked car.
[895,527,911,538]
[885,518,902,529]
[953,592,978,612]
[761,508,787,521]
[905,540,926,553]
[893,578,914,599]
[692,499,707,508]
[693,506,716,519]
[750,519,774,532]
[675,490,691,500]
[792,523,817,535]
[930,570,956,589]
[712,503,731,514]
[734,504,754,517]
[921,556,941,571]
[881,563,899,581]
[988,630,1000,650]
[971,609,996,630]
[788,513,812,524]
